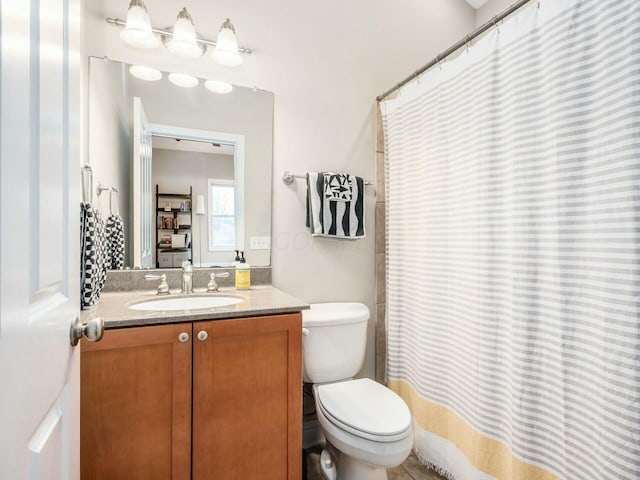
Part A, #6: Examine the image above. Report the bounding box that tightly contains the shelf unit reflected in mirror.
[156,185,193,268]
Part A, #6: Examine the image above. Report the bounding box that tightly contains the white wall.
[83,0,476,379]
[88,60,132,266]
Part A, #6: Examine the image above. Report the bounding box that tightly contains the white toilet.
[302,303,413,480]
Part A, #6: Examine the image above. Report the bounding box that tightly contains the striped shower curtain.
[381,1,639,479]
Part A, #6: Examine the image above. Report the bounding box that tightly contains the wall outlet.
[249,236,271,250]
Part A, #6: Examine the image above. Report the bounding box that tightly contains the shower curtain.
[381,1,639,479]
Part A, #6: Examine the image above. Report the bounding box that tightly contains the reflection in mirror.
[152,135,237,269]
[88,56,273,269]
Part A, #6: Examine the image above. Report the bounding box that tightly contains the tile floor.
[306,451,446,480]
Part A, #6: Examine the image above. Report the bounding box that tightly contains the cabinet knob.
[178,332,190,343]
[197,330,208,341]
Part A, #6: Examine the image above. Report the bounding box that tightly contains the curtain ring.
[492,16,500,34]
[436,55,442,70]
[465,35,471,53]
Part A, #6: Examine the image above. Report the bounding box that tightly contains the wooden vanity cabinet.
[193,314,302,480]
[80,313,302,480]
[80,323,192,480]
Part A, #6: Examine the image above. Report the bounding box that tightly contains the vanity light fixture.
[120,0,159,49]
[129,65,162,81]
[204,79,233,94]
[164,8,205,58]
[108,6,252,63]
[211,19,242,67]
[168,72,199,88]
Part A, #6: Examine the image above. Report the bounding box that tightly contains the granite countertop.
[81,285,309,329]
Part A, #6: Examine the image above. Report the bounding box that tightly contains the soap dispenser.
[233,250,241,266]
[235,251,250,290]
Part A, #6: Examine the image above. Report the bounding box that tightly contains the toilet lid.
[303,303,370,327]
[316,378,411,438]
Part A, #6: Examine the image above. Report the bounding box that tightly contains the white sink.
[129,295,243,311]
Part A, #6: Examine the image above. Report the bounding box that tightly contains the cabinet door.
[81,323,192,480]
[193,314,302,480]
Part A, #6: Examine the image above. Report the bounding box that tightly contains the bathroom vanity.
[80,286,308,480]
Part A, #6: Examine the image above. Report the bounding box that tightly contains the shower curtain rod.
[376,0,534,102]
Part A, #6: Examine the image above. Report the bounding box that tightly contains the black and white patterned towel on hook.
[106,214,125,270]
[81,203,109,309]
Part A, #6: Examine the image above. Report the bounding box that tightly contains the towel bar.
[282,171,373,186]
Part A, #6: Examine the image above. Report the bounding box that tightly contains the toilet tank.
[302,303,369,383]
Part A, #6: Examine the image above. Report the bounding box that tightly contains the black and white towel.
[105,213,125,270]
[306,172,365,239]
[81,203,108,309]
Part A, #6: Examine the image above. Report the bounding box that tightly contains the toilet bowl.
[302,303,414,480]
[314,379,413,479]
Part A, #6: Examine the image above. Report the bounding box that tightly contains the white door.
[132,97,154,268]
[0,0,81,478]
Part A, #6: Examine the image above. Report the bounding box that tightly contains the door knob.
[197,330,208,341]
[70,316,104,347]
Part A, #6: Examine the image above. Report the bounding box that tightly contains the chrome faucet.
[181,261,194,294]
[145,273,170,295]
[207,272,230,292]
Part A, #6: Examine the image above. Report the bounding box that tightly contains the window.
[208,179,235,251]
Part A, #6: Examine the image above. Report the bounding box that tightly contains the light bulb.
[204,80,233,94]
[168,73,199,88]
[129,65,162,81]
[166,8,203,58]
[120,0,159,49]
[211,19,242,66]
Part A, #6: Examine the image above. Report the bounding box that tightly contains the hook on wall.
[96,182,120,215]
[96,181,118,198]
[82,164,93,204]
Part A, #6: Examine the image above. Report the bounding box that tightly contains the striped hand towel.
[306,172,365,239]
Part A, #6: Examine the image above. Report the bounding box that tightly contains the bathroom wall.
[82,0,476,379]
[88,60,132,266]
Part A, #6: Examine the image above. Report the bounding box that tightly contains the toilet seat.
[315,378,412,443]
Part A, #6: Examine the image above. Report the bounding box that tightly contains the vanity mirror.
[88,57,273,269]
